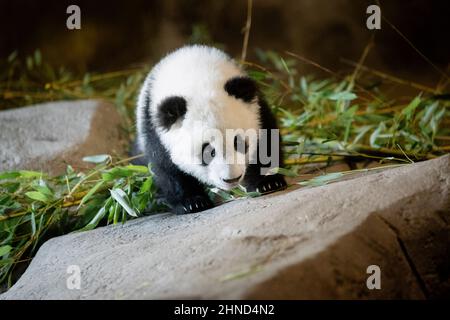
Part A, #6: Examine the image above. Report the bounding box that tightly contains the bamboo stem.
[284,156,345,165]
[241,0,253,62]
[341,59,437,94]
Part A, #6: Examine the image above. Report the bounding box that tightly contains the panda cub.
[133,45,286,214]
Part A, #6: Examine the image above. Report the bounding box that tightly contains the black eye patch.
[234,135,248,154]
[201,143,215,166]
[156,96,187,130]
[224,76,257,103]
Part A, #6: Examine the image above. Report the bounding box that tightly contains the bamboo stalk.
[241,0,253,62]
[284,155,345,165]
[341,58,438,94]
[349,144,436,160]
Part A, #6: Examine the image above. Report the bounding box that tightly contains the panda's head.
[145,46,261,190]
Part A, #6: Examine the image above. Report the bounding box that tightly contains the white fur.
[136,45,261,190]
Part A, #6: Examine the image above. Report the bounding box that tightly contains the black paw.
[173,196,214,214]
[247,174,287,195]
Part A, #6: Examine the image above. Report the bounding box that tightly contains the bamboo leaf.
[34,49,42,66]
[401,95,422,121]
[124,165,149,173]
[270,167,298,177]
[0,245,12,257]
[19,171,43,179]
[78,206,107,232]
[78,181,105,207]
[30,211,36,237]
[298,172,344,187]
[0,172,20,180]
[110,188,138,217]
[328,91,357,101]
[82,154,111,164]
[25,191,51,203]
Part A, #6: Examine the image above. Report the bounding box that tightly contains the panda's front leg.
[153,166,213,214]
[243,164,287,195]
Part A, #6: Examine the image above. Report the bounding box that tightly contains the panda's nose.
[222,174,242,184]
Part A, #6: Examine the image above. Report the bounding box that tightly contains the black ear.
[224,76,258,103]
[157,96,187,129]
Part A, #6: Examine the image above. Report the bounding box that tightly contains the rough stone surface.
[0,100,127,175]
[1,155,449,300]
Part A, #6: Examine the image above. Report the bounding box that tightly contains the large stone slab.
[1,155,449,299]
[0,100,127,175]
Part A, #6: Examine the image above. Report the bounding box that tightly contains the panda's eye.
[234,135,248,154]
[202,143,215,166]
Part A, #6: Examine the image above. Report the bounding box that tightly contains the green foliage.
[0,48,449,289]
[0,158,165,286]
[250,50,449,168]
[1,49,146,135]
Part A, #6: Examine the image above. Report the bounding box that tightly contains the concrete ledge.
[1,156,449,299]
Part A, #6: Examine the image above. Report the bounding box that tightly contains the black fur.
[242,93,287,194]
[132,77,286,215]
[133,94,212,214]
[224,76,257,103]
[156,96,187,130]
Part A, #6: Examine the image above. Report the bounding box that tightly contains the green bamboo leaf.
[25,191,50,203]
[370,123,385,148]
[300,77,308,95]
[270,167,298,177]
[353,125,374,145]
[220,265,262,282]
[30,211,36,236]
[401,95,421,121]
[110,188,138,217]
[33,181,53,197]
[0,258,13,266]
[248,70,266,81]
[7,51,17,63]
[139,177,153,194]
[419,101,438,127]
[82,154,111,164]
[124,165,149,173]
[230,187,247,197]
[26,56,33,70]
[298,172,344,187]
[0,172,21,180]
[78,206,107,232]
[328,91,357,101]
[209,188,234,201]
[0,245,12,257]
[19,170,43,178]
[113,202,121,224]
[78,181,105,207]
[102,167,135,181]
[34,49,42,66]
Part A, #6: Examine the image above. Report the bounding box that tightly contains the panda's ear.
[156,96,187,130]
[224,76,258,103]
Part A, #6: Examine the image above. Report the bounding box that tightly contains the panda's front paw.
[173,195,214,214]
[248,174,287,195]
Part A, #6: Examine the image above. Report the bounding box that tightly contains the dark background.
[0,0,449,83]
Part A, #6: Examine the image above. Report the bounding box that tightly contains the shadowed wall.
[0,0,449,80]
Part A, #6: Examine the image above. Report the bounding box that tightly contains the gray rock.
[0,100,127,175]
[1,155,449,299]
